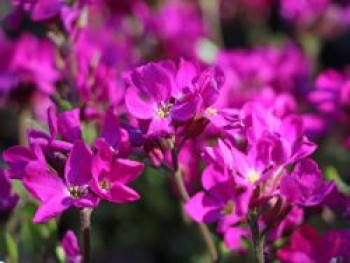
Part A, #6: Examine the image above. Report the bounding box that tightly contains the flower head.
[280,159,335,206]
[23,140,99,223]
[185,163,252,225]
[125,59,228,137]
[89,141,144,204]
[278,225,350,262]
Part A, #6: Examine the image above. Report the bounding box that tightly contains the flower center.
[157,101,172,118]
[68,186,86,199]
[247,170,260,184]
[221,200,235,215]
[100,180,111,190]
[205,107,217,116]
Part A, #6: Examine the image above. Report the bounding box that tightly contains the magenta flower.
[30,0,65,21]
[280,159,334,206]
[177,141,201,195]
[10,34,59,94]
[267,206,304,242]
[0,169,19,223]
[280,0,330,25]
[202,136,283,199]
[61,230,82,263]
[75,37,127,107]
[98,107,132,157]
[171,59,226,126]
[4,108,80,180]
[253,87,297,118]
[125,59,228,137]
[3,144,44,179]
[229,135,282,186]
[152,1,205,59]
[309,69,349,114]
[48,107,82,144]
[185,163,251,225]
[89,142,144,204]
[71,24,141,115]
[241,103,317,166]
[125,61,175,136]
[323,187,350,219]
[11,0,63,21]
[308,69,350,147]
[222,226,250,251]
[23,140,99,223]
[10,0,88,22]
[23,107,81,157]
[277,225,350,263]
[215,44,311,109]
[0,34,58,117]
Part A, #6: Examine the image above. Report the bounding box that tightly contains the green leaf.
[55,246,66,263]
[196,38,218,64]
[82,122,98,145]
[59,100,73,111]
[5,231,18,263]
[324,166,350,195]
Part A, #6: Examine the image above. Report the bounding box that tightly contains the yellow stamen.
[68,186,84,199]
[221,200,235,215]
[157,101,173,118]
[247,170,260,184]
[100,180,110,190]
[205,107,217,116]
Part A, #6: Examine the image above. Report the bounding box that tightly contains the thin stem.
[18,109,30,146]
[0,225,6,260]
[198,0,223,47]
[80,208,92,263]
[171,148,219,262]
[248,212,265,263]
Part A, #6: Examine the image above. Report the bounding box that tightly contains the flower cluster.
[185,102,335,249]
[1,0,350,262]
[277,225,350,262]
[4,108,144,223]
[309,69,350,148]
[124,59,232,137]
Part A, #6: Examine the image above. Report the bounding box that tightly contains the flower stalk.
[171,147,219,262]
[248,211,265,263]
[80,208,92,263]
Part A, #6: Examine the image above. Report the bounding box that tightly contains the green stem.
[198,0,223,47]
[171,148,219,262]
[80,208,92,263]
[248,212,265,263]
[0,225,6,260]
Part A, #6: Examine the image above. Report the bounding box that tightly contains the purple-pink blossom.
[125,59,228,137]
[277,225,350,263]
[90,140,144,204]
[23,140,99,223]
[185,163,251,225]
[280,159,335,206]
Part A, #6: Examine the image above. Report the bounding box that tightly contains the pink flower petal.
[64,140,92,187]
[184,192,221,224]
[33,195,72,223]
[125,86,156,119]
[23,161,67,202]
